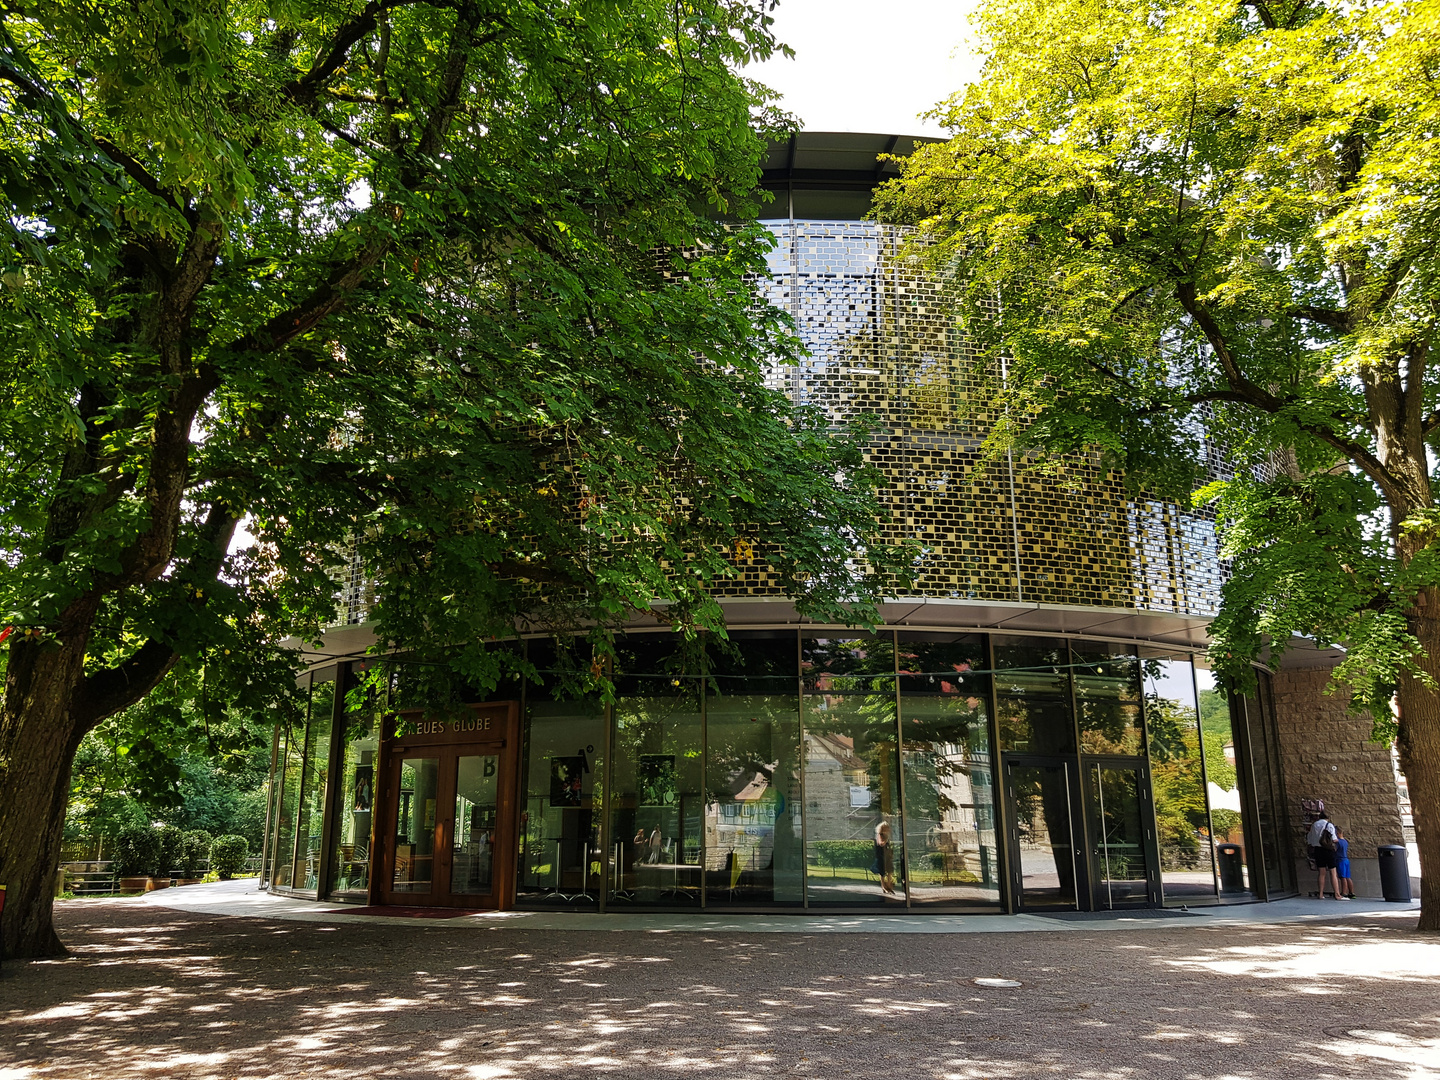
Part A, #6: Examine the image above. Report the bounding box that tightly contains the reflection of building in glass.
[265,133,1406,914]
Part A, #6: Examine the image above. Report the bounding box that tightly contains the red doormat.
[322,906,485,919]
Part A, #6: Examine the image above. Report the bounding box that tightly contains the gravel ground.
[1,900,1437,1079]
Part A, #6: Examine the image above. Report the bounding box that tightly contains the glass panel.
[993,637,1074,754]
[271,700,307,888]
[328,670,377,898]
[1010,762,1078,908]
[266,728,293,887]
[1248,677,1295,896]
[518,694,606,905]
[608,668,703,907]
[896,633,1000,907]
[802,636,903,906]
[392,757,439,893]
[1195,662,1251,895]
[1143,655,1217,900]
[291,679,334,892]
[706,631,803,907]
[451,755,499,895]
[1073,643,1142,755]
[1088,763,1150,907]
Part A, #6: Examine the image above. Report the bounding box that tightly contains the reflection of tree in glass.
[896,639,988,839]
[1146,692,1208,869]
[1076,650,1141,754]
[803,638,899,808]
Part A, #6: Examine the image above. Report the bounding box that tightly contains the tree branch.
[1287,304,1351,332]
[282,0,414,109]
[224,233,393,356]
[71,637,179,731]
[92,137,186,216]
[1176,280,1403,495]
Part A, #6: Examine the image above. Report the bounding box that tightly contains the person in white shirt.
[1305,812,1344,899]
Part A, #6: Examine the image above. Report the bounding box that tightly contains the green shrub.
[114,823,162,877]
[155,824,185,877]
[180,830,214,877]
[810,840,874,869]
[210,835,249,879]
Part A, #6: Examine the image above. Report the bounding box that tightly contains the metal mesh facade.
[722,219,1225,617]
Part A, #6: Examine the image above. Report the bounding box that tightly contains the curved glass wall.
[274,629,1286,912]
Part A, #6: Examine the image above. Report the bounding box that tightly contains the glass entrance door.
[1006,760,1081,910]
[1085,761,1157,908]
[450,755,500,897]
[385,749,510,906]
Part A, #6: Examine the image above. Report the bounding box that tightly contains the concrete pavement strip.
[109,877,1423,934]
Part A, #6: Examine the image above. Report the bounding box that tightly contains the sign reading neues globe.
[389,701,518,747]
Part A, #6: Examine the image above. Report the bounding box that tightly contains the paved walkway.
[138,877,1423,933]
[3,888,1435,1080]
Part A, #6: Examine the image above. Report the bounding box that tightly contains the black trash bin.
[1378,845,1412,902]
[1216,843,1245,893]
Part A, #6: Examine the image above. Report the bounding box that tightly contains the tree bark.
[1397,593,1440,933]
[0,633,93,958]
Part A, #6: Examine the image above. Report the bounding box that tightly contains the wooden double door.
[376,702,519,908]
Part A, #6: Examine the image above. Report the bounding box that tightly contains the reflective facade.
[268,134,1298,913]
[265,631,1296,912]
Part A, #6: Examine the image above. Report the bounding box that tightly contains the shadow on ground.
[1,901,1437,1079]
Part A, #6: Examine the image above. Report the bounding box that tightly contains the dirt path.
[1,900,1437,1079]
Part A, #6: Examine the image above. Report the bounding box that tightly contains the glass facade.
[706,632,803,906]
[1143,651,1217,900]
[327,668,378,898]
[263,631,1292,911]
[897,633,998,905]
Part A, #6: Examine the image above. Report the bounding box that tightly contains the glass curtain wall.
[1258,676,1296,895]
[290,676,335,893]
[994,637,1075,757]
[896,633,999,906]
[328,664,378,898]
[608,636,703,907]
[706,632,803,907]
[519,678,607,905]
[270,678,309,889]
[801,636,904,905]
[267,633,1288,912]
[994,637,1079,907]
[1073,643,1143,755]
[1248,679,1296,897]
[1194,660,1251,895]
[1142,651,1217,900]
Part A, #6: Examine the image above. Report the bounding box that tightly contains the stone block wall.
[1269,666,1406,897]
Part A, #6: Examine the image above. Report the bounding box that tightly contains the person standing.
[1335,827,1355,899]
[1305,811,1342,899]
[874,820,897,897]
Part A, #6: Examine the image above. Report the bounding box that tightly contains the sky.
[744,0,985,137]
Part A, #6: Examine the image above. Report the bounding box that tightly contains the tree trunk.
[0,634,90,958]
[1397,593,1440,933]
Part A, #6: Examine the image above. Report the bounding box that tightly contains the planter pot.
[144,876,171,891]
[118,876,149,894]
[175,878,205,886]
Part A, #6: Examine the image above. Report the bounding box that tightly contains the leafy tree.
[0,0,906,957]
[877,0,1440,929]
[63,663,276,855]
